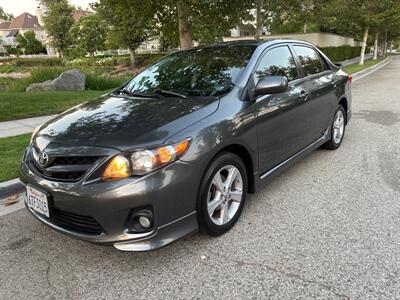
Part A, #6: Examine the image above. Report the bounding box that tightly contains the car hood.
[34,94,219,151]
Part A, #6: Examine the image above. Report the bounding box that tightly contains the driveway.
[0,57,399,299]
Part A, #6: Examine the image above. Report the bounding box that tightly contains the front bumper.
[20,155,201,251]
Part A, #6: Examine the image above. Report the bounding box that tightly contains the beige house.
[0,13,46,47]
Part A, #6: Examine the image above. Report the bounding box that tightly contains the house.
[229,9,270,38]
[72,8,92,22]
[0,12,46,47]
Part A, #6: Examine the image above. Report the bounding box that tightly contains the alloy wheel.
[207,165,243,226]
[333,110,345,144]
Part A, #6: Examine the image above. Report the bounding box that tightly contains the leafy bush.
[64,53,163,68]
[319,46,367,62]
[0,77,15,92]
[85,73,129,90]
[10,57,63,67]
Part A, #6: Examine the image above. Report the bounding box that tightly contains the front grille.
[30,148,103,182]
[50,208,103,235]
[46,171,87,181]
[50,156,100,166]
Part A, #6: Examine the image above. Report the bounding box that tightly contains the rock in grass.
[26,69,86,92]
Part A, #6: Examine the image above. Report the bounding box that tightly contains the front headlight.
[102,138,191,180]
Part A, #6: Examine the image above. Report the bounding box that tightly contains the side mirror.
[255,76,288,96]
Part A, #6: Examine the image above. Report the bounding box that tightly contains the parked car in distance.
[20,39,352,251]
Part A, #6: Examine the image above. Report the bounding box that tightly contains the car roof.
[196,39,313,49]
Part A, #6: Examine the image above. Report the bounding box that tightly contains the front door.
[253,45,312,173]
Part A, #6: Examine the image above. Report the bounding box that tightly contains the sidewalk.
[0,115,57,138]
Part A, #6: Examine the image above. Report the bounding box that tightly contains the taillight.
[348,74,353,84]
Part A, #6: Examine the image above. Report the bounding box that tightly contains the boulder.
[26,69,86,92]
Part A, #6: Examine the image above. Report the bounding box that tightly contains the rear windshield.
[125,45,256,97]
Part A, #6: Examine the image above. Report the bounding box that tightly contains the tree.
[69,14,107,60]
[155,1,252,48]
[16,31,47,54]
[314,0,394,65]
[95,0,156,67]
[0,6,13,21]
[42,0,74,57]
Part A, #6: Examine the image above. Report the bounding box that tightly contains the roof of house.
[72,9,91,22]
[0,13,42,31]
[0,21,11,30]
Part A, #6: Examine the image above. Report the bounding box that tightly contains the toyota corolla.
[20,40,351,251]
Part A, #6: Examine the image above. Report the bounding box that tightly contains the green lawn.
[0,134,31,182]
[0,90,106,122]
[343,57,385,74]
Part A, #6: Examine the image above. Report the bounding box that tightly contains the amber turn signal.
[102,155,131,180]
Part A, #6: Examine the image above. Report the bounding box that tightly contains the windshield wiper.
[151,89,189,99]
[118,88,159,98]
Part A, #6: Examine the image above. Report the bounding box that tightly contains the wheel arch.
[213,144,256,194]
[338,97,349,124]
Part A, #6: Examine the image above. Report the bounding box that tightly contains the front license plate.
[26,185,50,218]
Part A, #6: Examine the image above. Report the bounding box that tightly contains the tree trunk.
[383,30,388,57]
[176,0,192,49]
[129,48,136,68]
[373,32,379,60]
[303,23,308,33]
[359,27,369,65]
[91,52,96,66]
[255,0,263,40]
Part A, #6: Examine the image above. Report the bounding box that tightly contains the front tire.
[197,152,248,236]
[323,105,346,150]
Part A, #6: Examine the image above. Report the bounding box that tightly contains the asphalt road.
[1,57,399,300]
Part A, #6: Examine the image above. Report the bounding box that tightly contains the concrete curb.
[0,178,24,199]
[352,56,391,81]
[0,56,393,199]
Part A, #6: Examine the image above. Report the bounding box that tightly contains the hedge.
[319,46,367,62]
[10,57,63,67]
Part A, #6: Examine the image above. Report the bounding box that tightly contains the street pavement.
[0,57,399,299]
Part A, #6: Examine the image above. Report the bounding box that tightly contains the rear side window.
[293,45,327,76]
[254,46,299,82]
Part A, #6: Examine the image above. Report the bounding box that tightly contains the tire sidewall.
[197,152,248,236]
[330,105,346,149]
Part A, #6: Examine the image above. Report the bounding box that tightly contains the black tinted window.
[255,46,299,82]
[293,46,326,76]
[125,45,256,97]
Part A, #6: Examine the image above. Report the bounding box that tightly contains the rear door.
[292,45,337,141]
[253,45,312,173]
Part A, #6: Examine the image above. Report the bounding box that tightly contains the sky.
[0,0,96,17]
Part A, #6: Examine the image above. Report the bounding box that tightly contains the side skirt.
[255,128,330,188]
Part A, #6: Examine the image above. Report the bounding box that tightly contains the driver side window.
[254,46,299,83]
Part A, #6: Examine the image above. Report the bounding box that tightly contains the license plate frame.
[26,185,50,218]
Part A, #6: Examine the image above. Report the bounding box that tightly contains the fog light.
[138,216,151,228]
[127,208,154,233]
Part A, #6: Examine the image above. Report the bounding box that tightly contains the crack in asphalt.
[206,249,350,299]
[41,258,74,299]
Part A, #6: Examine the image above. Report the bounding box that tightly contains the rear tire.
[323,105,346,150]
[197,152,248,236]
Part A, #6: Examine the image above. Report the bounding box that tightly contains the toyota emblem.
[38,151,49,166]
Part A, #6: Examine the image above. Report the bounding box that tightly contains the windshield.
[125,45,256,97]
